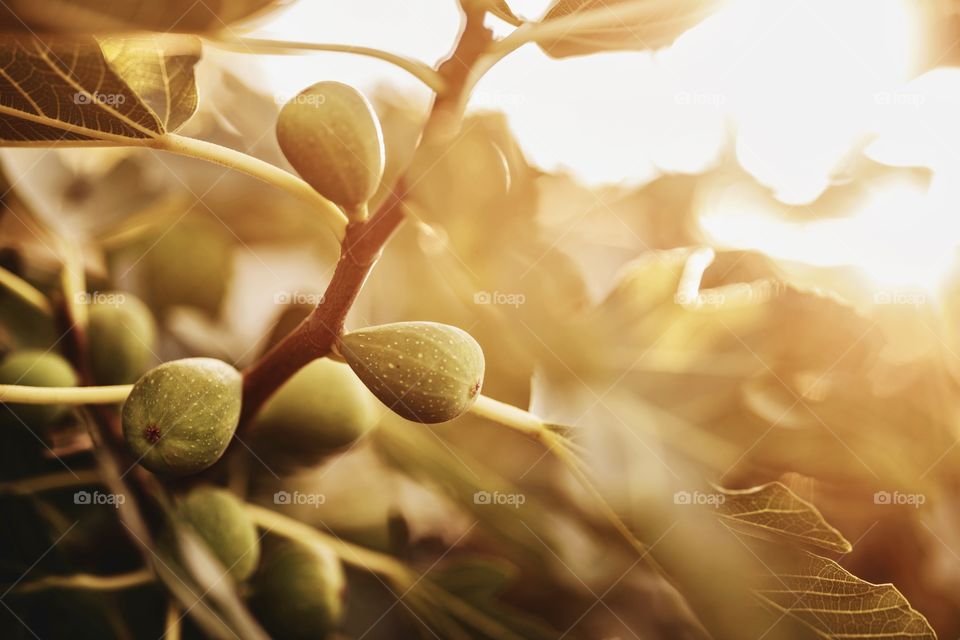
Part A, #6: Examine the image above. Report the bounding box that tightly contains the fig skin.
[87,292,157,385]
[339,322,485,424]
[251,358,379,472]
[249,538,345,640]
[176,486,260,581]
[276,81,385,210]
[0,350,78,430]
[121,358,242,477]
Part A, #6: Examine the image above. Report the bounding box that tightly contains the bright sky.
[247,0,960,291]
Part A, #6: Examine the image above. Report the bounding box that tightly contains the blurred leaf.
[757,550,936,640]
[433,556,517,602]
[716,482,852,554]
[0,0,279,33]
[537,0,718,59]
[0,36,200,143]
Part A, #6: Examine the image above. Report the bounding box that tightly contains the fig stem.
[0,383,132,405]
[12,568,154,594]
[0,265,52,315]
[165,600,182,640]
[209,36,447,94]
[146,134,348,241]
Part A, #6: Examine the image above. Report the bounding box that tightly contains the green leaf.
[537,0,718,59]
[716,482,852,554]
[757,550,936,640]
[0,36,199,143]
[0,0,279,33]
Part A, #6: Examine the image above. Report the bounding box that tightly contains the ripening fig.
[251,358,378,472]
[249,538,345,640]
[87,292,157,385]
[277,81,385,211]
[338,322,485,424]
[0,350,77,430]
[121,358,242,476]
[175,486,260,581]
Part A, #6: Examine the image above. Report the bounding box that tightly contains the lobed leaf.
[716,482,852,554]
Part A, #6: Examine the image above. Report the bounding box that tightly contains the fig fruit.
[251,358,378,472]
[87,292,157,385]
[0,350,78,430]
[250,538,345,640]
[339,322,485,424]
[277,81,385,210]
[175,486,260,581]
[121,358,242,476]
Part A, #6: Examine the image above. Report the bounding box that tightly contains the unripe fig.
[121,358,242,476]
[251,358,378,472]
[250,538,345,640]
[277,81,385,210]
[0,350,78,430]
[339,322,485,424]
[87,292,157,385]
[175,486,260,581]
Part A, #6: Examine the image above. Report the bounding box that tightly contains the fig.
[175,486,260,581]
[87,292,157,385]
[277,81,385,211]
[0,350,78,430]
[339,322,485,424]
[249,538,345,640]
[251,358,379,472]
[121,358,242,476]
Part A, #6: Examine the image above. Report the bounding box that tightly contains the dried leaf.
[0,0,279,34]
[538,0,718,59]
[716,482,852,554]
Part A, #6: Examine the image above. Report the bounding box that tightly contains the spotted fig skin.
[176,486,260,581]
[250,538,345,640]
[122,358,241,477]
[339,322,485,424]
[276,81,385,209]
[0,350,78,430]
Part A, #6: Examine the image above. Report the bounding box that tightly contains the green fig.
[0,350,78,430]
[249,538,345,640]
[121,358,241,476]
[87,292,157,385]
[339,322,485,424]
[277,81,385,211]
[175,486,260,581]
[251,358,379,472]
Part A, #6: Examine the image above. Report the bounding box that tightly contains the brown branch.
[238,8,494,430]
